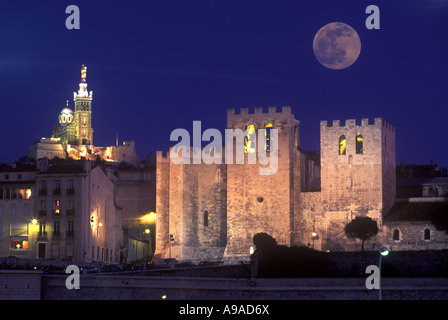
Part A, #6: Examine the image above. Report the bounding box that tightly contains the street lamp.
[169,234,175,269]
[379,246,389,300]
[311,232,319,249]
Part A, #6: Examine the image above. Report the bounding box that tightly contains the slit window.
[264,122,273,152]
[204,210,209,227]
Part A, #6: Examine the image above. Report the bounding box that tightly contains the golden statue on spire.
[81,64,87,81]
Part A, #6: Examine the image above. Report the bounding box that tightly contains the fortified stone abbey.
[1,65,447,263]
[155,107,448,263]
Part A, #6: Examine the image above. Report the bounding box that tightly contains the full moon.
[313,22,361,70]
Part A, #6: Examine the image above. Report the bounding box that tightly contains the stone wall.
[40,274,448,300]
[383,222,448,251]
[224,106,299,260]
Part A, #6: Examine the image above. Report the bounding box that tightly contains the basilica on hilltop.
[28,65,139,165]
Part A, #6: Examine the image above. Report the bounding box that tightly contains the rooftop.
[384,200,448,223]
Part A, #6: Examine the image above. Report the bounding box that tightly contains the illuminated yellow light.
[142,212,157,222]
[145,229,150,234]
[312,232,317,238]
[99,223,103,227]
[339,135,346,155]
[264,122,273,152]
[26,189,32,199]
[161,295,167,300]
[244,124,256,154]
[32,219,38,225]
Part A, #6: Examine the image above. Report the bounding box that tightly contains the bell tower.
[73,64,93,145]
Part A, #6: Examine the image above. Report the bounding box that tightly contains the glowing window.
[244,124,256,154]
[264,122,273,152]
[356,133,363,154]
[54,200,60,215]
[11,239,28,250]
[339,135,346,155]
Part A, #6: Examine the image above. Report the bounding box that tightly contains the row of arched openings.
[339,133,363,155]
[393,228,431,241]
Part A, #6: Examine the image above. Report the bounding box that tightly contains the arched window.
[356,133,363,154]
[244,124,256,154]
[424,228,431,240]
[338,135,346,155]
[393,229,400,241]
[264,122,273,152]
[203,210,209,227]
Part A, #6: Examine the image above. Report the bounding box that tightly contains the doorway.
[38,242,46,258]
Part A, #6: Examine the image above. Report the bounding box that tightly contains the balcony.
[52,231,61,237]
[52,210,61,217]
[38,210,47,217]
[38,189,47,196]
[66,188,75,195]
[53,188,61,195]
[37,231,47,238]
[66,209,75,216]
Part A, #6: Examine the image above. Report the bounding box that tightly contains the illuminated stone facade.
[29,65,139,165]
[53,65,93,146]
[155,107,317,262]
[155,108,448,263]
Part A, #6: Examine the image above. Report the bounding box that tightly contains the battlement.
[320,118,395,132]
[156,150,170,162]
[227,106,292,117]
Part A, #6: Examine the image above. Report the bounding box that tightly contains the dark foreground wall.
[41,275,448,300]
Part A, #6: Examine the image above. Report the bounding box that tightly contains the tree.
[253,232,277,251]
[252,233,329,277]
[344,216,379,252]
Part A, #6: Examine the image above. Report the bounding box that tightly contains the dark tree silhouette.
[252,233,329,277]
[253,232,277,250]
[344,216,379,252]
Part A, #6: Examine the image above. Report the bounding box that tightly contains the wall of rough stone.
[155,150,228,262]
[383,222,448,251]
[154,152,170,260]
[318,118,395,249]
[224,106,299,260]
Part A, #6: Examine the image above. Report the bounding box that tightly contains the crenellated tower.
[319,118,396,249]
[224,106,302,261]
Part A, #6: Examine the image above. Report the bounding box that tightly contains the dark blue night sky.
[0,0,447,165]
